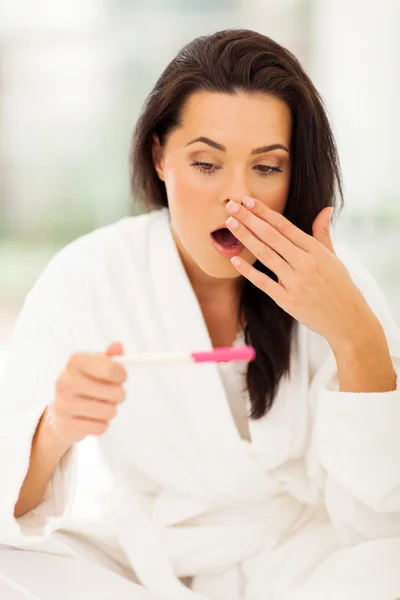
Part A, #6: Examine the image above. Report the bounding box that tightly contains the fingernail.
[227,200,240,213]
[243,196,256,208]
[226,216,239,228]
[243,196,255,208]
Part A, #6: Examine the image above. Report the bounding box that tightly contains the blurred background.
[1,0,399,371]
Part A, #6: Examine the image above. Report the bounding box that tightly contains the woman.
[0,29,399,600]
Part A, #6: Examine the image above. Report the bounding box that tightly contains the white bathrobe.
[0,207,399,600]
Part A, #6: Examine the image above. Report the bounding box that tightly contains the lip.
[210,230,245,258]
[213,223,229,232]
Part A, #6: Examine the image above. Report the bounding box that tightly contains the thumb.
[312,207,335,253]
[105,341,124,357]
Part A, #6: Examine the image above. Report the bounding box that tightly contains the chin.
[205,265,242,280]
[196,254,245,280]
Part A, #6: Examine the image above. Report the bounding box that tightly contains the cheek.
[164,163,213,219]
[164,168,189,203]
[164,160,193,204]
[255,174,290,213]
[163,170,203,246]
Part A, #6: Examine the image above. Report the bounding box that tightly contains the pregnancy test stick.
[113,345,256,366]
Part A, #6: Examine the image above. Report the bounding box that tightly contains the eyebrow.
[185,136,289,154]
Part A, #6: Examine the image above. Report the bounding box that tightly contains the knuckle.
[56,373,74,395]
[70,398,86,418]
[106,404,117,420]
[264,225,278,244]
[116,366,128,384]
[296,255,309,271]
[241,208,250,222]
[97,401,116,420]
[94,400,116,421]
[106,361,124,383]
[238,227,249,242]
[253,270,266,289]
[257,203,266,218]
[276,217,289,235]
[93,421,109,436]
[308,236,319,250]
[68,353,83,368]
[114,386,126,404]
[106,361,116,377]
[257,245,271,264]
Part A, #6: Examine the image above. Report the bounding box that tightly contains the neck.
[172,228,243,309]
[172,228,245,346]
[192,269,242,306]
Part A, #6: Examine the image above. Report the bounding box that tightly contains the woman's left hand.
[225,196,379,349]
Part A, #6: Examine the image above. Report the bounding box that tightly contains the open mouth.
[210,227,245,257]
[211,227,240,248]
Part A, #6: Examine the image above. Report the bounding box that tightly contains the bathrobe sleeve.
[0,247,82,546]
[309,247,400,545]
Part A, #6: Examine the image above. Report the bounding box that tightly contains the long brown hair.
[130,29,343,419]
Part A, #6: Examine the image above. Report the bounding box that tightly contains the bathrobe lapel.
[146,210,272,506]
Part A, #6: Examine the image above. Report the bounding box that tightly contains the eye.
[190,162,283,178]
[190,162,220,176]
[254,165,283,177]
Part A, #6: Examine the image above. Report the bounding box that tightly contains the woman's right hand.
[43,342,127,446]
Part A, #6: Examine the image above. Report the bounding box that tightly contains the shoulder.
[58,208,167,263]
[26,209,169,302]
[40,209,168,277]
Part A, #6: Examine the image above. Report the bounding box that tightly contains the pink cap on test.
[191,345,256,364]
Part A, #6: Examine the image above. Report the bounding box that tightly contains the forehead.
[175,90,291,147]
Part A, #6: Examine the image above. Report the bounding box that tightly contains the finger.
[230,255,288,308]
[57,372,126,404]
[226,200,307,267]
[69,353,127,384]
[67,398,118,422]
[242,196,316,252]
[69,418,110,437]
[312,207,336,254]
[106,342,124,356]
[226,217,293,285]
[78,378,126,404]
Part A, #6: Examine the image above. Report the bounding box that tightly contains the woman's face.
[152,91,292,284]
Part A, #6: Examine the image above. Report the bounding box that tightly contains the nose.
[220,172,250,205]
